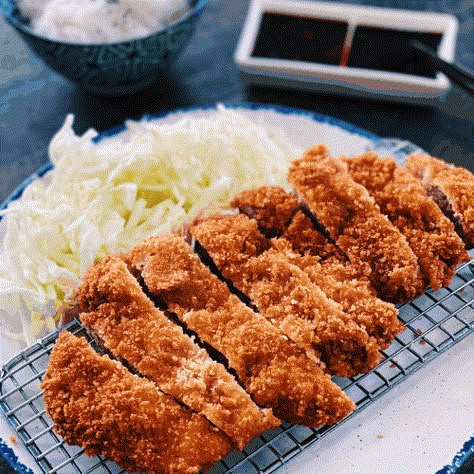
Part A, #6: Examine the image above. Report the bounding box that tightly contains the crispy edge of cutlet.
[343,152,469,290]
[190,214,381,377]
[407,153,474,249]
[232,186,345,260]
[183,296,356,426]
[191,213,272,288]
[78,256,279,449]
[290,251,404,349]
[246,247,382,376]
[288,144,424,303]
[406,153,452,180]
[279,218,403,348]
[283,210,346,261]
[189,215,320,363]
[230,186,300,237]
[231,186,403,350]
[122,235,230,314]
[42,331,232,474]
[126,234,355,426]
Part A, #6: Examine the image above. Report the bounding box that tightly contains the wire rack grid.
[0,257,472,474]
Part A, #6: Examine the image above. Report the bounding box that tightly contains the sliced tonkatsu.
[41,142,474,472]
[231,186,404,349]
[288,145,425,303]
[75,256,279,449]
[406,153,474,249]
[190,213,381,376]
[232,186,345,262]
[343,152,469,290]
[42,331,233,474]
[123,234,356,426]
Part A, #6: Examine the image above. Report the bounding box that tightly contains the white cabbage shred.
[0,106,299,345]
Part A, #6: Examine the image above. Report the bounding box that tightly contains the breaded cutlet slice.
[231,186,300,238]
[232,186,404,348]
[42,331,232,474]
[76,256,279,449]
[288,145,424,303]
[231,186,345,261]
[343,152,469,290]
[190,214,381,377]
[282,211,346,262]
[406,153,474,249]
[275,241,403,350]
[123,235,355,427]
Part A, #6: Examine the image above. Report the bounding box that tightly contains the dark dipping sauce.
[252,12,348,65]
[252,12,444,78]
[348,26,443,78]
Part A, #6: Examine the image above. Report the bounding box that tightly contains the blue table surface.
[0,0,472,472]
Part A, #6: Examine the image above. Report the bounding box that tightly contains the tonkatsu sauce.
[348,25,443,78]
[251,11,444,78]
[252,12,348,65]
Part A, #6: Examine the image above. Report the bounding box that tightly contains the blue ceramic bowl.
[0,0,208,95]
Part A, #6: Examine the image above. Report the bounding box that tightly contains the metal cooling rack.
[0,258,472,474]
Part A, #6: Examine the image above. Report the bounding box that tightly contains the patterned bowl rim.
[0,0,208,47]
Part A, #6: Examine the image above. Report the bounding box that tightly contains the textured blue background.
[0,0,472,472]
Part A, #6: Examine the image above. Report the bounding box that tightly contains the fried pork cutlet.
[76,256,278,450]
[190,214,381,377]
[232,187,404,348]
[42,331,232,474]
[123,235,355,426]
[295,254,404,349]
[288,145,424,303]
[343,152,469,290]
[282,210,346,262]
[231,186,345,261]
[232,186,299,238]
[406,153,474,249]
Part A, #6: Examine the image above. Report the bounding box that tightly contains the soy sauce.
[251,11,444,78]
[252,12,348,65]
[348,26,443,78]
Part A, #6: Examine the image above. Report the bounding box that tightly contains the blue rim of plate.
[0,438,33,474]
[0,102,470,474]
[436,436,474,474]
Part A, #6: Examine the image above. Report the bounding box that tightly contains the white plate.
[0,103,472,474]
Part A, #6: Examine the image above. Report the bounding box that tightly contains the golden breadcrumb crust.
[407,153,474,249]
[288,145,424,303]
[123,236,230,313]
[283,211,345,261]
[124,234,355,426]
[294,254,404,349]
[232,186,403,348]
[344,152,469,290]
[42,331,232,474]
[77,256,279,449]
[190,214,381,377]
[230,186,299,237]
[183,296,355,425]
[232,186,345,260]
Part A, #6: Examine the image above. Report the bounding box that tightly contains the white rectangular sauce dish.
[234,0,459,103]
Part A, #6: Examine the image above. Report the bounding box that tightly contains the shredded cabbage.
[0,106,300,344]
